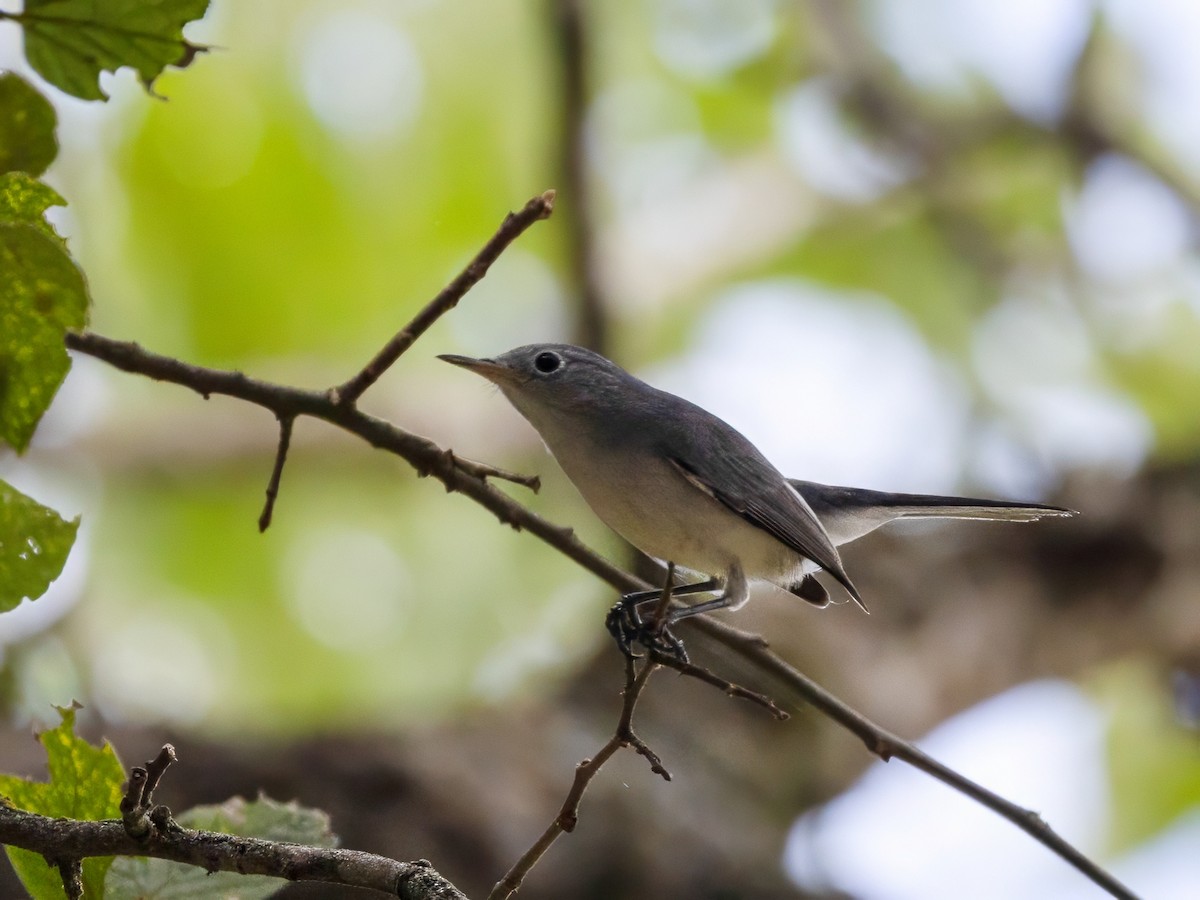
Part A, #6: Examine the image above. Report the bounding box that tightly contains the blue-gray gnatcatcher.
[440,343,1075,654]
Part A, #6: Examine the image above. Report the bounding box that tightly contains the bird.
[439,343,1075,656]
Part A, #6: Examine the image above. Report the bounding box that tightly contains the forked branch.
[59,190,1137,900]
[61,327,1139,900]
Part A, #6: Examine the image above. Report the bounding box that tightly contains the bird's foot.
[605,600,643,658]
[643,623,689,665]
[606,600,689,664]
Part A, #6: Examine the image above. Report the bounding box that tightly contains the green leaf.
[0,72,58,176]
[0,173,90,452]
[0,704,126,899]
[0,479,79,612]
[107,796,337,900]
[17,0,212,101]
[0,170,68,241]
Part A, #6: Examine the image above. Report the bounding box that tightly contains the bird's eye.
[534,351,562,374]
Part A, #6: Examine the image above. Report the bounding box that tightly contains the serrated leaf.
[0,73,58,176]
[0,177,90,451]
[18,0,212,101]
[0,704,126,899]
[107,796,337,900]
[0,479,79,612]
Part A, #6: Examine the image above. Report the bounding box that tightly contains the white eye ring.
[534,351,562,374]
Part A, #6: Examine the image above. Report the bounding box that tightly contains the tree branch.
[63,328,1137,899]
[0,803,468,899]
[5,743,468,898]
[441,449,541,493]
[330,190,557,406]
[258,414,294,532]
[489,651,666,900]
[697,618,1139,899]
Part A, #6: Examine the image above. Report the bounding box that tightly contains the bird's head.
[438,344,636,430]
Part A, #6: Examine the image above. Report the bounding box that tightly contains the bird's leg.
[665,595,735,623]
[606,575,722,658]
[661,565,749,626]
[624,566,748,663]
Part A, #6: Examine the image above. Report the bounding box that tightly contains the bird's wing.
[668,455,866,611]
[790,480,1077,547]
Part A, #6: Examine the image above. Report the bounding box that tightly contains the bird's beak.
[437,354,517,385]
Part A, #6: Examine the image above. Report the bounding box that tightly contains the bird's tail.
[851,495,1073,522]
[788,479,1076,548]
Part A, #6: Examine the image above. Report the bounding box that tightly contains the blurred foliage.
[0,0,1194,737]
[1,0,1200,894]
[71,453,601,731]
[1106,314,1200,461]
[770,197,985,350]
[1098,662,1200,853]
[0,705,124,899]
[100,0,558,361]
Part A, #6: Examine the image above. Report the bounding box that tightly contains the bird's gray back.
[639,388,861,602]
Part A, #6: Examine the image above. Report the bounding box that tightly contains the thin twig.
[492,570,783,897]
[614,655,669,780]
[64,330,1138,900]
[649,650,789,720]
[119,768,151,838]
[258,415,294,532]
[487,658,660,900]
[120,744,178,838]
[141,743,177,803]
[330,191,556,406]
[488,575,675,900]
[440,449,540,493]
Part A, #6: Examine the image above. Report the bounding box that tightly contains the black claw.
[651,627,689,665]
[606,600,644,659]
[606,596,689,664]
[605,605,634,657]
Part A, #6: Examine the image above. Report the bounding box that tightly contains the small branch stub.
[121,743,178,838]
[56,859,83,900]
[258,415,295,532]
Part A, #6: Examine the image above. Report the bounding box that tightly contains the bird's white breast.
[532,416,801,583]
